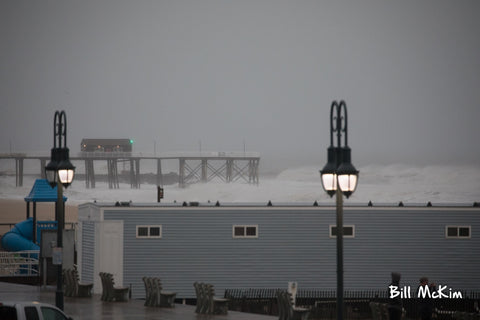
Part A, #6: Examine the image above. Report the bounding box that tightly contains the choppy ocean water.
[1,163,479,206]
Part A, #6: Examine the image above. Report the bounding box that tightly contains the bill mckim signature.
[389,285,463,299]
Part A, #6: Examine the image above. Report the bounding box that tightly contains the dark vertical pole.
[179,158,185,188]
[248,160,252,183]
[40,159,46,179]
[55,182,64,311]
[112,159,116,189]
[85,159,95,189]
[135,159,140,188]
[85,160,89,188]
[130,159,135,188]
[91,160,96,189]
[255,159,260,185]
[323,101,355,320]
[114,159,119,189]
[20,158,24,186]
[157,159,163,187]
[336,186,344,320]
[201,159,207,182]
[333,101,344,320]
[16,158,24,187]
[226,159,233,182]
[107,159,112,189]
[33,202,37,244]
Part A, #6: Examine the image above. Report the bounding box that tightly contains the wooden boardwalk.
[0,282,276,320]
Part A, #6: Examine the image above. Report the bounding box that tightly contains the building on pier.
[80,139,133,153]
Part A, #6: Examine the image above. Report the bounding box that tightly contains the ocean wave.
[0,164,478,205]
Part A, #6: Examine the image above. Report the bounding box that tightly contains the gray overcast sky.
[1,0,479,170]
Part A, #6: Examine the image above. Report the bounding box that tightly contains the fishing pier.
[0,152,260,189]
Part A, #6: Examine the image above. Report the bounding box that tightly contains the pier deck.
[0,152,260,189]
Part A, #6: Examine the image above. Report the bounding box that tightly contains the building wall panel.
[81,221,95,284]
[74,205,480,299]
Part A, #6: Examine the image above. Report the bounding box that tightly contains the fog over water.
[1,1,479,208]
[1,1,480,172]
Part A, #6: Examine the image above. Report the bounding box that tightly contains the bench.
[63,267,93,298]
[193,282,229,315]
[142,277,177,307]
[370,301,407,320]
[276,290,310,320]
[452,311,480,320]
[99,272,129,302]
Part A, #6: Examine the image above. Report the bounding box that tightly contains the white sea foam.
[1,164,479,206]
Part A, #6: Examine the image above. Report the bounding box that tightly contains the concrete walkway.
[0,282,277,320]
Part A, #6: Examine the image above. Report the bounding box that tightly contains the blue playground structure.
[1,179,65,253]
[1,218,40,251]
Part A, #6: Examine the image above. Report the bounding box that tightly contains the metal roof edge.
[78,200,480,209]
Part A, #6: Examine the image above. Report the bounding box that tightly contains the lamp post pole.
[336,186,344,320]
[320,101,359,320]
[55,180,64,310]
[45,111,75,311]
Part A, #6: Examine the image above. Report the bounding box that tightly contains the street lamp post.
[320,101,359,320]
[45,111,75,311]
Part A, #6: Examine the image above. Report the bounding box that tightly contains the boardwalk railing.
[0,250,39,276]
[224,289,480,320]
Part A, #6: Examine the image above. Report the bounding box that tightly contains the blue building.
[77,202,479,299]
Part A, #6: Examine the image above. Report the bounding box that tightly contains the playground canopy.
[24,179,67,244]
